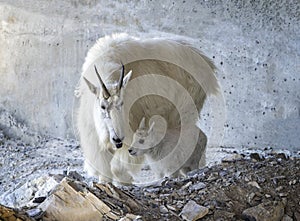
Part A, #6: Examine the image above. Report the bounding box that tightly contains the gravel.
[0,114,299,220]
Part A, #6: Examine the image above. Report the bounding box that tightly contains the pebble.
[176,201,184,209]
[144,187,160,193]
[277,152,290,160]
[207,172,218,181]
[244,176,251,182]
[159,205,168,213]
[250,152,265,161]
[26,208,43,217]
[166,204,177,211]
[181,181,193,190]
[221,154,243,162]
[247,192,256,203]
[279,193,288,197]
[189,182,206,191]
[288,180,297,185]
[32,196,46,203]
[180,200,209,221]
[119,214,143,221]
[213,210,235,219]
[276,186,283,191]
[248,181,261,189]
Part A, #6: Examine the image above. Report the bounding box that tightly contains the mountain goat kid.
[128,117,207,180]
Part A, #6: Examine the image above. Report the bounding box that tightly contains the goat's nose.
[128,149,133,153]
[116,142,123,148]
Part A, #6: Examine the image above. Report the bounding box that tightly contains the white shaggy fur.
[76,33,219,184]
[128,117,206,179]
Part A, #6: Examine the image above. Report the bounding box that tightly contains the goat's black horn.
[94,65,110,99]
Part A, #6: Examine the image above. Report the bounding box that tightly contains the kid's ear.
[148,122,155,133]
[138,117,146,129]
[83,77,99,95]
[122,70,132,88]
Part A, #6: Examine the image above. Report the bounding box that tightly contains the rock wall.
[0,0,299,149]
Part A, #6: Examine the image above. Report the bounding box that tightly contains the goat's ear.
[148,122,155,134]
[83,77,98,95]
[122,70,132,88]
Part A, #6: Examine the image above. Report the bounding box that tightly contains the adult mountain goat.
[76,33,219,184]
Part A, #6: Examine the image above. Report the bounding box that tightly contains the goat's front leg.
[110,149,134,185]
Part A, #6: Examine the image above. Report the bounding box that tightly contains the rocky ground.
[1,151,299,221]
[0,125,299,220]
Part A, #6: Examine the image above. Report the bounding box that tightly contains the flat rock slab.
[180,200,209,221]
[39,179,105,221]
[38,178,149,221]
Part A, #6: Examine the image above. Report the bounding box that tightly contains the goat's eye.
[99,99,108,110]
[139,139,144,144]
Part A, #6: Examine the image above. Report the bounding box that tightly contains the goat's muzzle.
[115,142,123,148]
[112,136,123,148]
[128,148,137,156]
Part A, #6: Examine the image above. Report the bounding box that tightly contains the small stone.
[281,198,288,207]
[124,213,143,221]
[181,181,193,190]
[257,176,266,183]
[244,176,250,182]
[289,180,297,185]
[272,175,286,184]
[118,217,131,221]
[166,204,177,211]
[279,193,288,197]
[213,210,235,220]
[180,200,209,221]
[26,208,43,217]
[248,181,261,189]
[221,154,243,162]
[250,152,264,161]
[277,152,289,160]
[159,205,168,213]
[248,192,256,203]
[189,182,206,191]
[144,187,160,193]
[32,196,46,204]
[65,170,84,181]
[207,172,218,181]
[276,186,283,191]
[176,201,184,209]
